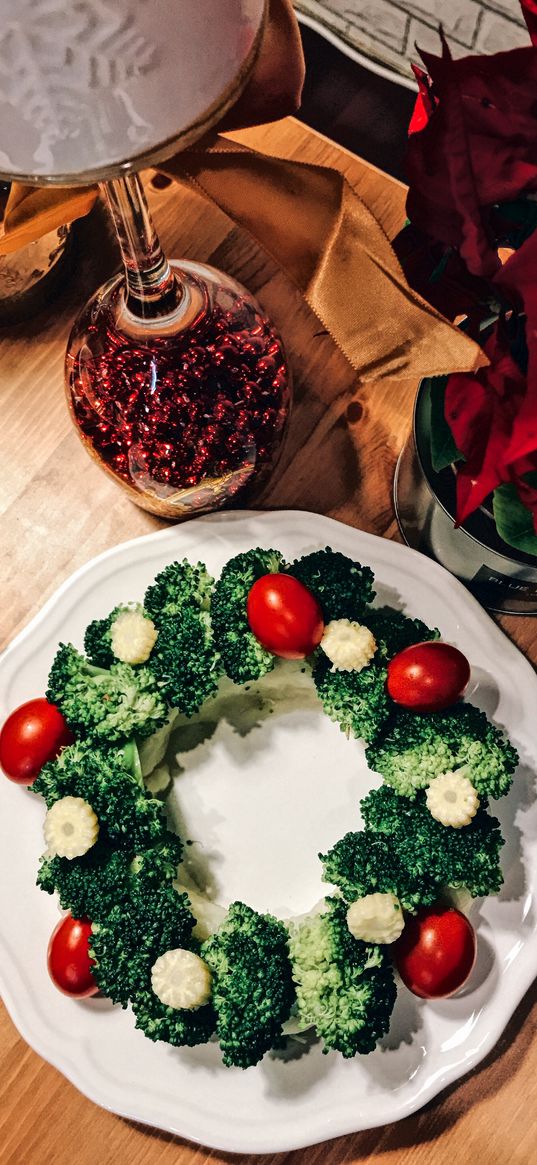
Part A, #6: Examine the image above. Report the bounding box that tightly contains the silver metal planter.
[394,378,537,614]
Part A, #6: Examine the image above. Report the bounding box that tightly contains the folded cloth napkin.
[0,136,484,382]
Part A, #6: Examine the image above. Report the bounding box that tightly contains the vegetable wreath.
[0,548,519,1067]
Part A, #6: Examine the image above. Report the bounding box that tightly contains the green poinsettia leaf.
[429,375,464,473]
[492,480,537,556]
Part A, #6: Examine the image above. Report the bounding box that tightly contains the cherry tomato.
[47,914,98,998]
[0,698,73,785]
[386,641,470,712]
[394,907,476,999]
[247,573,324,660]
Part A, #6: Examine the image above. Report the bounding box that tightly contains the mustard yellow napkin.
[162,137,485,380]
[0,183,97,254]
[0,137,484,382]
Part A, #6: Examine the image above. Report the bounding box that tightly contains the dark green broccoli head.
[361,784,505,899]
[37,840,132,921]
[46,643,168,744]
[288,897,396,1057]
[288,547,375,622]
[313,655,390,743]
[148,607,221,716]
[38,832,186,1006]
[84,603,148,668]
[201,901,295,1068]
[129,836,184,888]
[211,548,285,684]
[366,703,519,800]
[131,987,216,1047]
[144,559,214,624]
[92,882,199,1010]
[363,607,439,662]
[33,742,170,851]
[320,829,436,911]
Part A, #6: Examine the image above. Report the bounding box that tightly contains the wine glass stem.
[102,173,183,318]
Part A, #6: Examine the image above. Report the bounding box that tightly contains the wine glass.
[0,0,291,517]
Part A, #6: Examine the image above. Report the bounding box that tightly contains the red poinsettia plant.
[395,0,537,556]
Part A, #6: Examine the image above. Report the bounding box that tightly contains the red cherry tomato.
[47,914,98,998]
[247,573,324,660]
[386,641,470,712]
[0,698,73,785]
[394,907,476,999]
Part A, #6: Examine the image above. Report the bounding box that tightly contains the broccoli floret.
[363,607,439,661]
[144,559,214,623]
[287,897,396,1057]
[46,643,168,744]
[37,839,132,920]
[288,548,375,622]
[129,835,184,887]
[313,655,390,742]
[211,548,285,684]
[36,824,182,919]
[37,825,192,1012]
[84,603,148,668]
[366,703,519,800]
[321,830,435,911]
[131,986,216,1047]
[361,784,504,899]
[105,873,215,1040]
[93,882,202,1013]
[201,901,295,1068]
[33,741,170,850]
[147,608,221,716]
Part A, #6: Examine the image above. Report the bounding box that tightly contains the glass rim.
[0,1,267,188]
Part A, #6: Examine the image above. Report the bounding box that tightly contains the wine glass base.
[65,261,291,518]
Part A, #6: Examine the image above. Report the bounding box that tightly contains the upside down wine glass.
[0,0,291,517]
[65,172,291,517]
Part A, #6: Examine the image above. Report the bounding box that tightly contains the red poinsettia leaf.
[494,232,537,466]
[444,326,527,524]
[406,27,537,275]
[392,222,491,320]
[521,0,537,45]
[511,452,537,476]
[409,64,435,134]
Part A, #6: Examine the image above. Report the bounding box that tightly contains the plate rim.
[1,508,536,1154]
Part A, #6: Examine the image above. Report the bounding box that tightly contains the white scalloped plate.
[1,510,536,1154]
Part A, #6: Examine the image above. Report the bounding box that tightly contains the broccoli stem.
[122,740,144,788]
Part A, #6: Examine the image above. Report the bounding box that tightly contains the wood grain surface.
[1,118,536,1165]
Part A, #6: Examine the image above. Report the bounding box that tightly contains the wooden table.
[1,118,536,1165]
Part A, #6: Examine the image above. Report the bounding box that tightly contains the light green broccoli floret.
[201,901,295,1068]
[144,559,214,623]
[287,897,396,1057]
[313,654,390,743]
[366,704,519,800]
[210,548,286,684]
[288,547,375,622]
[46,643,168,745]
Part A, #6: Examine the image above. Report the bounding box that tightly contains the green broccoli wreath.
[30,547,518,1068]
